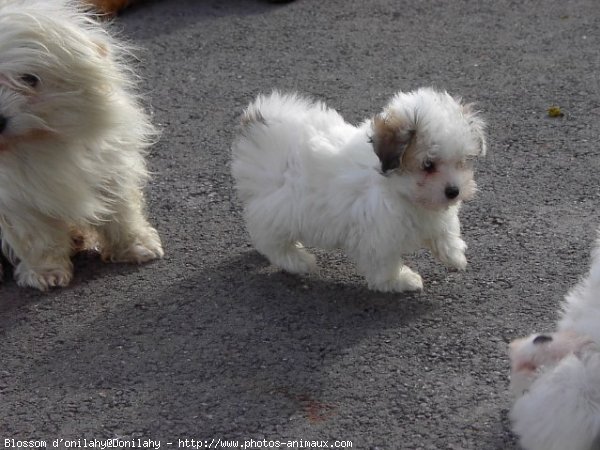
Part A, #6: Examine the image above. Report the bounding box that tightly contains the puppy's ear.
[462,103,487,156]
[370,113,415,173]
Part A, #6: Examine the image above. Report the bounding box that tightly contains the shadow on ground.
[11,250,435,437]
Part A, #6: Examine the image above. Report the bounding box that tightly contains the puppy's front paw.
[444,249,467,271]
[369,266,424,293]
[15,263,73,291]
[431,238,468,271]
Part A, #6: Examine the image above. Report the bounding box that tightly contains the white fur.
[509,235,600,449]
[232,89,486,292]
[0,0,163,290]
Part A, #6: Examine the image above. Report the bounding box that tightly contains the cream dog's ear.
[370,113,415,173]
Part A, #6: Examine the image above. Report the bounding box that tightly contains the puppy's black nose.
[0,115,7,134]
[533,335,553,345]
[445,185,460,199]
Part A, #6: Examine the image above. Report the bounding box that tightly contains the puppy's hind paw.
[265,244,317,275]
[15,264,73,291]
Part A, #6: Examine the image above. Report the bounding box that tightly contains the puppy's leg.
[244,195,317,273]
[1,214,73,291]
[96,190,163,264]
[247,216,316,273]
[366,264,424,293]
[255,240,317,274]
[427,213,467,270]
[354,250,423,293]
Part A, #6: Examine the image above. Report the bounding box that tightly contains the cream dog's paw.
[15,263,73,291]
[102,229,164,264]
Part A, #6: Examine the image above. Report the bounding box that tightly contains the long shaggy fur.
[0,0,163,290]
[509,234,600,450]
[232,89,486,292]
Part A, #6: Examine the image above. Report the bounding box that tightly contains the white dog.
[0,0,163,290]
[509,234,600,450]
[232,89,486,292]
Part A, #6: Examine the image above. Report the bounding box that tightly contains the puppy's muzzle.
[0,114,7,134]
[444,185,460,200]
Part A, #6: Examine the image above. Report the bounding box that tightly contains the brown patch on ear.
[371,113,415,173]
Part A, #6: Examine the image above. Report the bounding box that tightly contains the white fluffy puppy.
[509,235,600,450]
[0,0,163,290]
[232,89,486,292]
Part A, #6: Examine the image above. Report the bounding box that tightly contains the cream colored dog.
[0,0,163,290]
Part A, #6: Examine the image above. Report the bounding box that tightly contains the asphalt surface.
[2,0,600,449]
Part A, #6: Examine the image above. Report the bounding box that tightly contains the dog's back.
[231,92,352,204]
[239,91,345,134]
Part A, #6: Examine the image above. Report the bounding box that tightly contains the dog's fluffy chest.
[0,143,113,222]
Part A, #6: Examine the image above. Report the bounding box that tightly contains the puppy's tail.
[232,92,305,204]
[558,231,600,337]
[240,102,268,129]
[239,91,319,129]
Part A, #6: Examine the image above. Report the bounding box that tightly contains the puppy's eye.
[422,159,436,173]
[20,74,40,88]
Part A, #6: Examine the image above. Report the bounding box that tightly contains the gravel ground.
[2,0,600,449]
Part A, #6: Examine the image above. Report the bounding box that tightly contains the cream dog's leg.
[96,191,163,264]
[1,213,73,290]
